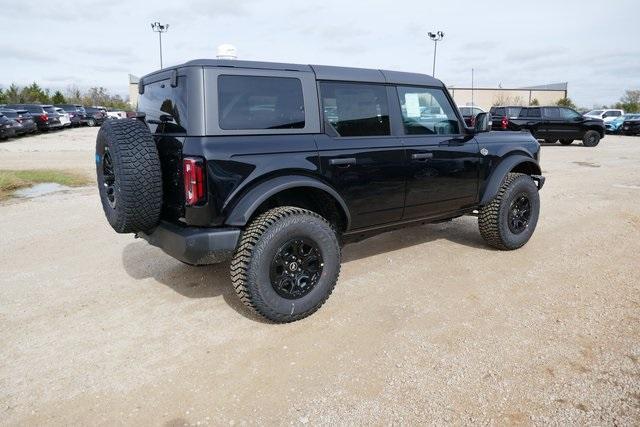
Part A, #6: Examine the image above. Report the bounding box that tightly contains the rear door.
[520,107,545,138]
[542,106,565,139]
[315,81,406,229]
[395,85,480,219]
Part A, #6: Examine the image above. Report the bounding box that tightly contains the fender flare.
[224,175,351,229]
[480,155,542,205]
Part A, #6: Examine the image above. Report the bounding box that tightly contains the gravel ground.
[1,129,639,425]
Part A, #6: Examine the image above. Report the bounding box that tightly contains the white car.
[106,110,126,119]
[55,108,71,127]
[583,109,624,123]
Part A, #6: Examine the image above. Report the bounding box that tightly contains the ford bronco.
[96,59,544,322]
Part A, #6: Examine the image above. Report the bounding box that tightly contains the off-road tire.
[87,119,96,127]
[559,139,573,145]
[96,119,162,233]
[230,206,341,323]
[544,139,558,144]
[582,130,600,147]
[478,173,540,250]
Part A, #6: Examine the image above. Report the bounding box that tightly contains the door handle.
[411,153,434,161]
[329,157,356,166]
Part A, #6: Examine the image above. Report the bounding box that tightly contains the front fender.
[224,175,351,228]
[479,155,543,205]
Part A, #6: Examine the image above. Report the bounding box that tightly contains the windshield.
[586,110,603,115]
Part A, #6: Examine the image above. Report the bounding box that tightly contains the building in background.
[128,74,140,109]
[449,82,568,111]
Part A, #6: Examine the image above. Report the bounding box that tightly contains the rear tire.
[96,119,162,233]
[544,139,558,144]
[230,207,341,323]
[478,173,540,250]
[582,130,601,147]
[559,139,573,145]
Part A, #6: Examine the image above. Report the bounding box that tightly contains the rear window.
[459,107,472,116]
[138,77,188,134]
[506,107,521,118]
[492,107,505,116]
[43,106,56,114]
[1,110,17,118]
[218,75,305,130]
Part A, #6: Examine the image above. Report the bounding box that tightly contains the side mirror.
[474,112,492,133]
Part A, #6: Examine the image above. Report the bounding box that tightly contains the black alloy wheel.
[507,193,531,234]
[102,148,116,208]
[270,238,323,299]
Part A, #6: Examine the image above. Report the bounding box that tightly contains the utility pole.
[471,68,474,106]
[150,22,169,69]
[427,31,444,77]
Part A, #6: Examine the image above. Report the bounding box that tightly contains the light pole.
[150,22,169,69]
[427,31,444,77]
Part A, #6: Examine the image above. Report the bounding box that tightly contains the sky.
[1,0,638,108]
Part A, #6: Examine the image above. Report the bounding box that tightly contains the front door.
[316,82,405,230]
[394,85,481,219]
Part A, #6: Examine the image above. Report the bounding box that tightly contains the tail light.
[501,116,508,130]
[183,157,206,206]
[40,113,48,123]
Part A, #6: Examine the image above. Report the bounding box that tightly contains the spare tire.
[96,119,162,233]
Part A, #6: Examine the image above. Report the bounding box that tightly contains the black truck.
[497,106,605,147]
[96,59,545,322]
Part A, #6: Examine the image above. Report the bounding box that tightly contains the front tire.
[230,207,341,323]
[582,130,601,147]
[478,173,540,250]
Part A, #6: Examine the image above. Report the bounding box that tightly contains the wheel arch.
[480,155,542,206]
[224,175,351,231]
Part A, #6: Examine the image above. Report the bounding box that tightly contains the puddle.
[572,161,600,168]
[14,183,71,198]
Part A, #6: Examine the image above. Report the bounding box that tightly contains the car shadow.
[121,216,489,321]
[539,142,585,148]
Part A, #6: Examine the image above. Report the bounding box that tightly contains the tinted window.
[560,108,581,120]
[218,75,304,130]
[506,107,522,118]
[319,82,389,137]
[611,111,622,117]
[492,107,506,116]
[526,108,541,118]
[138,77,189,133]
[543,107,560,118]
[396,86,460,135]
[43,106,56,114]
[1,110,17,118]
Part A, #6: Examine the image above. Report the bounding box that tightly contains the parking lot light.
[150,22,169,69]
[427,31,445,77]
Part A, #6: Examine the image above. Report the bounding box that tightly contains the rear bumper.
[137,221,241,265]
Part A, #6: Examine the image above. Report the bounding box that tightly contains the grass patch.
[0,169,91,200]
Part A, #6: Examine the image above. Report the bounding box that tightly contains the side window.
[528,108,541,118]
[396,86,460,135]
[560,108,581,120]
[319,82,390,137]
[543,107,560,118]
[612,111,621,117]
[218,75,304,130]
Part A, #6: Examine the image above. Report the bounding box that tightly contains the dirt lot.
[1,128,639,425]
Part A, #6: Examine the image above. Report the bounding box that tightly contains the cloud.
[0,46,58,63]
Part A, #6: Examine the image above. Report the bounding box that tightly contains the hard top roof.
[141,59,444,87]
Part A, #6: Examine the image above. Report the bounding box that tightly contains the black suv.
[506,106,605,146]
[95,59,545,322]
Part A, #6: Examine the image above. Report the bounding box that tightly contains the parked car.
[54,104,87,126]
[489,105,523,130]
[620,114,640,136]
[458,106,485,127]
[4,104,62,131]
[55,108,71,128]
[509,106,605,146]
[84,106,107,127]
[0,109,37,135]
[583,109,624,123]
[0,112,16,140]
[95,59,545,322]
